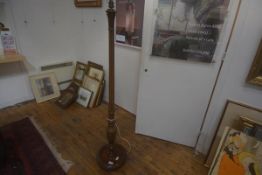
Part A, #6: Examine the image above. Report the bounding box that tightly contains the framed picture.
[88,67,104,81]
[205,100,262,167]
[87,61,103,70]
[115,0,145,48]
[77,87,93,107]
[74,0,102,7]
[96,80,105,106]
[152,0,240,63]
[246,39,262,87]
[209,127,262,175]
[82,76,100,108]
[41,61,74,90]
[73,62,88,85]
[29,72,60,103]
[56,83,79,108]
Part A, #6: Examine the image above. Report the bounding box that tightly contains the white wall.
[0,1,33,108]
[76,5,141,113]
[196,0,262,154]
[0,0,141,113]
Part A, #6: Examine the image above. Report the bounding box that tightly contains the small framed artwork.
[87,61,103,70]
[246,39,262,87]
[56,83,79,108]
[82,76,100,108]
[77,87,93,107]
[74,0,102,7]
[88,67,104,81]
[29,72,60,103]
[115,0,145,48]
[73,62,88,85]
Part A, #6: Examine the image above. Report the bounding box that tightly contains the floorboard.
[0,101,209,175]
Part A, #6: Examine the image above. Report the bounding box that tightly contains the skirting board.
[0,95,34,109]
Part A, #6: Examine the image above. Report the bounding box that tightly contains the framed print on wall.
[152,0,239,63]
[29,72,60,103]
[74,0,102,7]
[115,0,145,48]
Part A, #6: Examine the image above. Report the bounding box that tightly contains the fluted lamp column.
[96,0,127,171]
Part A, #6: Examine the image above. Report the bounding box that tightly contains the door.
[135,0,240,147]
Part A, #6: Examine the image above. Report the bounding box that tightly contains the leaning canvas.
[209,128,262,175]
[29,72,61,103]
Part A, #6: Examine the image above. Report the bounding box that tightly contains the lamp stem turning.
[97,0,127,171]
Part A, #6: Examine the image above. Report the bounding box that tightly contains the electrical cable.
[115,122,132,154]
[106,118,132,154]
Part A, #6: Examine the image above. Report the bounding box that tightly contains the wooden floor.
[0,101,208,175]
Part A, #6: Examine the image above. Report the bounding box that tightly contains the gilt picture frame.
[246,39,262,87]
[73,62,88,86]
[82,76,100,108]
[88,67,104,82]
[74,0,102,7]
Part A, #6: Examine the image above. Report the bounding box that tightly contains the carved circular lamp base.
[97,144,127,171]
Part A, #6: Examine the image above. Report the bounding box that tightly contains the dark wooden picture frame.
[246,39,262,87]
[56,82,79,108]
[74,0,102,7]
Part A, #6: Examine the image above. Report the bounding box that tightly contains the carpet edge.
[29,117,74,173]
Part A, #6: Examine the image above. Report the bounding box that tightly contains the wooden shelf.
[0,54,25,64]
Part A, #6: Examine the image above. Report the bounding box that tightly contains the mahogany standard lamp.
[97,0,127,171]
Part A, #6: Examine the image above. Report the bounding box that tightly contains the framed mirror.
[247,39,262,87]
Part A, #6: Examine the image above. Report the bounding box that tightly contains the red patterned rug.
[0,118,65,175]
